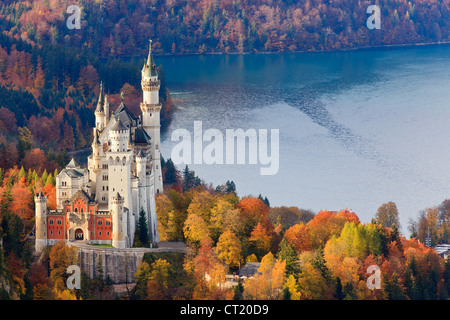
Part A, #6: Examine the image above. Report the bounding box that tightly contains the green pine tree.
[137,207,150,247]
[276,237,300,277]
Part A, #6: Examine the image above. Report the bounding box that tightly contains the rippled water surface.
[158,45,450,229]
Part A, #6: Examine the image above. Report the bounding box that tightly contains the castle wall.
[74,243,187,284]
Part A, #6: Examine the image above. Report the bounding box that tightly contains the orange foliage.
[284,223,312,253]
[237,196,271,232]
[10,176,34,221]
[308,209,359,249]
[43,183,57,210]
[22,148,48,175]
[249,222,272,257]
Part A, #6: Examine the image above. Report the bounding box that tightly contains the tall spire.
[96,81,104,112]
[147,39,152,64]
[142,39,158,78]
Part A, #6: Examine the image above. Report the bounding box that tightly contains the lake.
[158,45,450,232]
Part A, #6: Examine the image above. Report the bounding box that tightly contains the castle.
[34,41,163,252]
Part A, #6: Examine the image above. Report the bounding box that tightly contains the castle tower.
[95,82,106,131]
[140,40,163,194]
[111,193,126,249]
[104,94,110,125]
[107,118,133,246]
[136,149,147,182]
[35,192,48,253]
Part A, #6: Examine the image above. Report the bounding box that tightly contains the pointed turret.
[142,39,158,78]
[95,82,106,131]
[96,82,105,113]
[66,158,78,168]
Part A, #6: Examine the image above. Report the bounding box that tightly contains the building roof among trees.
[238,262,261,278]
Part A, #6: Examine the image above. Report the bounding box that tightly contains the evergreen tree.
[335,277,344,300]
[225,180,236,195]
[137,207,150,247]
[164,158,177,185]
[233,279,244,300]
[276,237,300,277]
[258,194,270,207]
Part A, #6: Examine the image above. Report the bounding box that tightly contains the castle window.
[57,219,62,225]
[58,231,61,235]
[75,208,78,213]
[107,231,110,236]
[106,220,111,226]
[98,220,103,225]
[49,219,54,225]
[99,231,102,236]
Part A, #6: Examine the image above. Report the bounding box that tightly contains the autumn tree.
[185,237,230,299]
[375,201,400,229]
[48,241,78,293]
[216,230,243,269]
[296,261,329,300]
[22,148,48,175]
[284,223,312,253]
[183,213,211,250]
[249,222,272,259]
[28,262,53,300]
[10,176,34,223]
[147,259,172,300]
[243,252,286,300]
[237,196,271,235]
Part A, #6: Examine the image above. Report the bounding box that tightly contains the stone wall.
[72,242,187,284]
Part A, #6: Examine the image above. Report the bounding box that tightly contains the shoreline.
[150,40,450,58]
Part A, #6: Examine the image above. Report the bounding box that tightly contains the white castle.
[34,41,163,252]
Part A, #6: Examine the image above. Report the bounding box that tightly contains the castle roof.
[114,101,137,127]
[95,82,105,113]
[110,118,128,131]
[61,158,86,178]
[142,40,158,78]
[64,168,85,179]
[66,158,78,168]
[133,127,151,144]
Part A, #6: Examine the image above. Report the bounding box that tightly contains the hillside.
[2,0,450,56]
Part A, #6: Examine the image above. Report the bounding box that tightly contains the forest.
[0,162,450,300]
[2,0,450,56]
